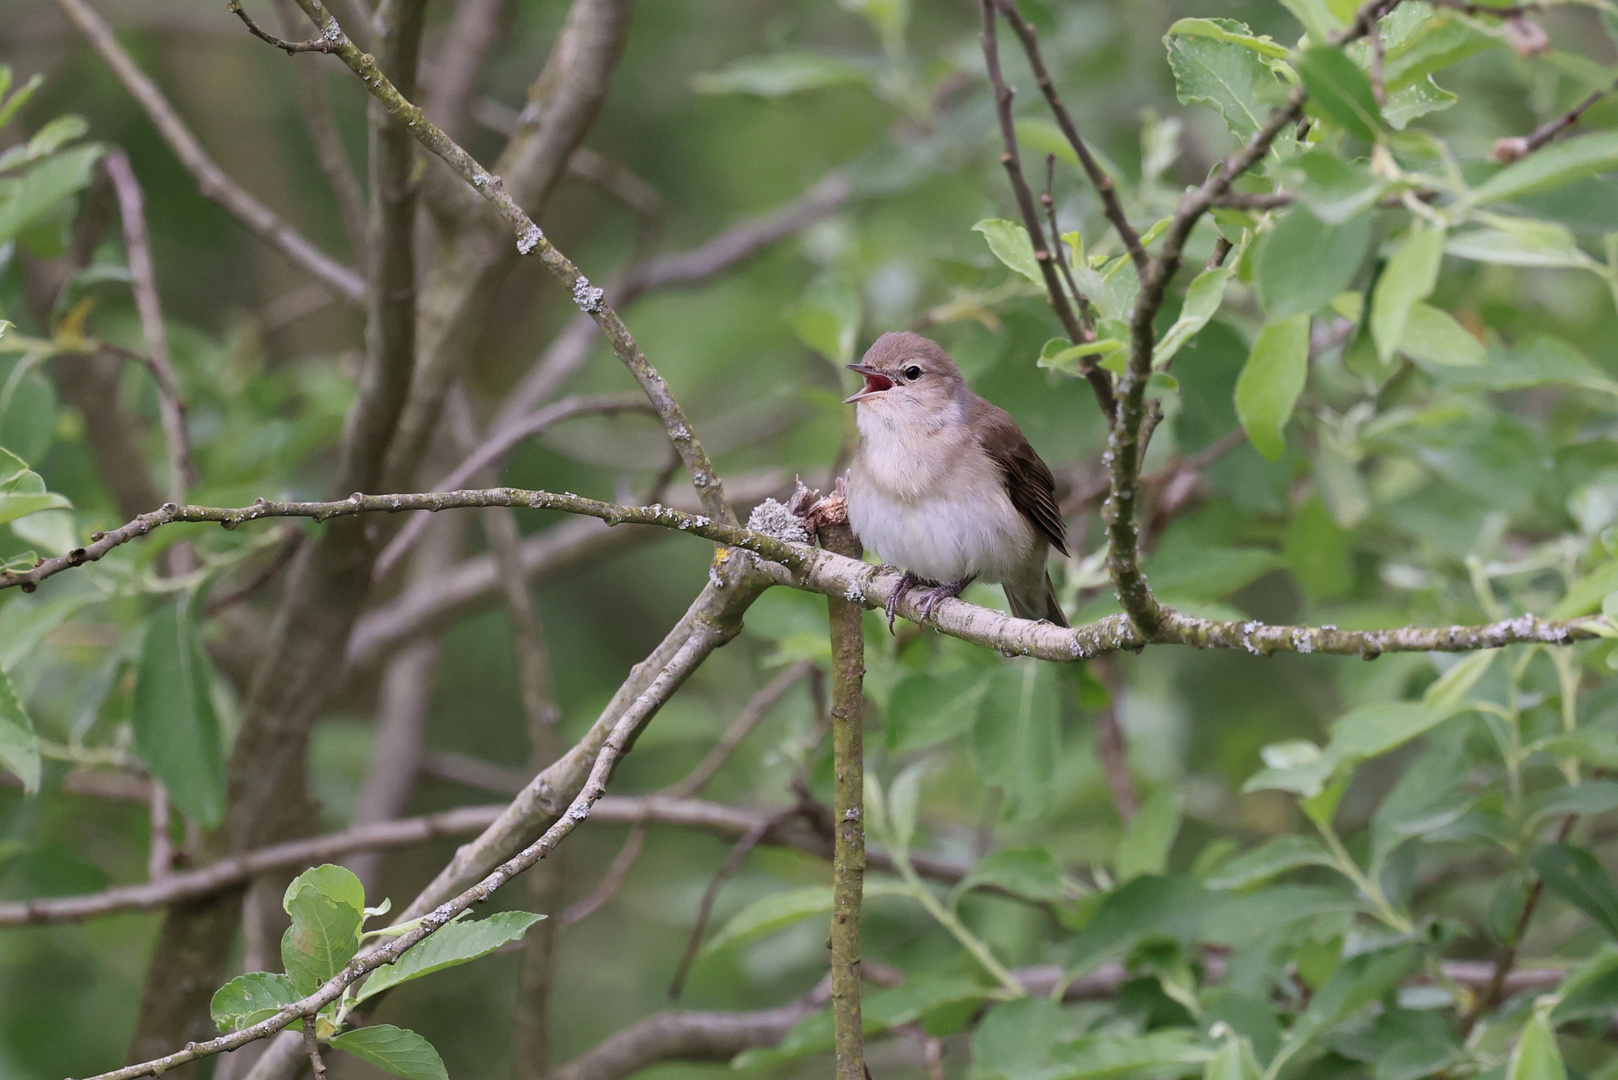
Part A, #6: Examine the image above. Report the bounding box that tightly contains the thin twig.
[228,0,340,52]
[663,660,814,799]
[301,1025,326,1080]
[978,0,1115,419]
[52,0,364,303]
[270,0,734,524]
[668,806,801,999]
[560,824,647,925]
[1042,154,1093,337]
[991,0,1149,276]
[1493,80,1618,163]
[202,529,305,616]
[103,150,195,503]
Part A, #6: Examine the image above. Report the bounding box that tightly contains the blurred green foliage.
[3,0,1618,1078]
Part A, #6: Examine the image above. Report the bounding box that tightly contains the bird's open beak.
[843,364,894,404]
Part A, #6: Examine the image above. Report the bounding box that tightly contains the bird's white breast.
[846,404,1036,584]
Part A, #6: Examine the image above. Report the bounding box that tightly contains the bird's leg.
[915,575,976,623]
[885,570,925,633]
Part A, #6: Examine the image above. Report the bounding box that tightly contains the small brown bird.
[843,331,1068,629]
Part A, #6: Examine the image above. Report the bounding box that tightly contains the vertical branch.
[1042,154,1092,337]
[820,516,866,1080]
[103,149,196,503]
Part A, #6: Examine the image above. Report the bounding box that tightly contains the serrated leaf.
[131,595,225,827]
[210,972,300,1033]
[282,885,363,995]
[1371,224,1445,362]
[973,218,1044,285]
[1166,18,1290,59]
[1235,313,1310,461]
[1534,843,1618,939]
[1471,131,1618,206]
[0,666,39,794]
[329,1024,448,1080]
[1297,49,1381,141]
[1205,835,1336,889]
[691,53,873,96]
[1164,32,1277,140]
[355,911,544,1003]
[1256,208,1372,319]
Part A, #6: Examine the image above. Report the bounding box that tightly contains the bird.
[843,330,1069,630]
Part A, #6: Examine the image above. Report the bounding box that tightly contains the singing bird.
[844,331,1069,629]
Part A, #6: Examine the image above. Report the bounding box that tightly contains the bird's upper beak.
[843,364,894,404]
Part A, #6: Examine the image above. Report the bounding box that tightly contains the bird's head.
[844,332,964,421]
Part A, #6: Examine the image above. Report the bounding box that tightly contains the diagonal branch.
[53,0,365,303]
[271,0,732,523]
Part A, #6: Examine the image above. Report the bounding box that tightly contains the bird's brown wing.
[971,397,1069,557]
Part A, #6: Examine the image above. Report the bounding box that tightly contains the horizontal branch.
[17,490,1599,663]
[53,0,365,303]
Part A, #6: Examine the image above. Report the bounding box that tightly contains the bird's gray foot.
[886,571,925,633]
[915,575,976,623]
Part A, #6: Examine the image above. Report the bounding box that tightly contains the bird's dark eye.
[903,365,923,381]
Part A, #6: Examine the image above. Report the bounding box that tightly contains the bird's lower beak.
[843,364,894,404]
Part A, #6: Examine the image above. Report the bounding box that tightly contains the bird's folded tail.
[1005,571,1068,628]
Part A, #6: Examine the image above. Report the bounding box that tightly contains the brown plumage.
[843,331,1068,628]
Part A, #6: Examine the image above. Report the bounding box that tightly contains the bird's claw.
[914,575,975,624]
[886,571,922,633]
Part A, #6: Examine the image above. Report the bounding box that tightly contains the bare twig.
[1042,154,1092,336]
[202,530,305,616]
[668,806,801,999]
[228,0,341,52]
[1493,80,1618,163]
[8,489,1599,662]
[147,784,172,881]
[103,150,196,503]
[53,0,364,303]
[664,660,814,799]
[817,509,866,1080]
[560,824,648,925]
[301,1026,326,1080]
[978,0,1115,419]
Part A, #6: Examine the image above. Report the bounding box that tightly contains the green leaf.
[1235,313,1311,461]
[1422,651,1494,716]
[282,884,363,995]
[957,846,1068,903]
[1206,835,1336,889]
[886,667,992,754]
[210,972,300,1033]
[1446,219,1596,270]
[1297,49,1382,142]
[1292,151,1384,223]
[1117,789,1183,882]
[737,974,993,1068]
[1278,0,1344,43]
[1255,208,1372,319]
[1431,335,1615,396]
[1165,19,1290,59]
[1471,131,1618,206]
[1164,31,1277,140]
[0,143,103,246]
[1549,945,1618,1024]
[1051,1031,1213,1080]
[972,995,1064,1080]
[282,864,366,917]
[131,595,225,828]
[1507,1007,1567,1080]
[1286,947,1421,1052]
[973,219,1044,285]
[691,52,873,96]
[1553,559,1618,619]
[700,880,906,957]
[1203,1032,1263,1080]
[0,666,39,794]
[1381,15,1493,92]
[972,662,1059,823]
[1246,703,1442,798]
[355,911,544,1003]
[1156,266,1234,365]
[0,446,71,527]
[1398,303,1484,367]
[329,1024,448,1080]
[0,73,44,135]
[1371,224,1445,363]
[887,761,925,851]
[1534,844,1618,939]
[1383,76,1457,129]
[788,275,862,365]
[1067,875,1209,974]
